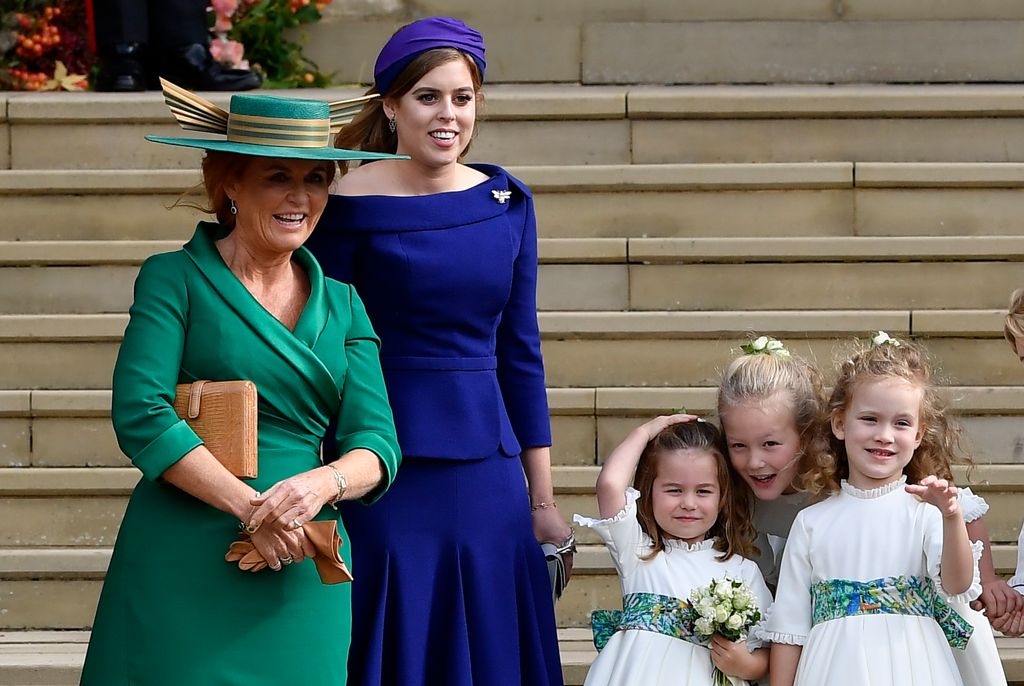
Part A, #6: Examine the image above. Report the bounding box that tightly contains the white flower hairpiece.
[740,335,791,359]
[871,331,902,348]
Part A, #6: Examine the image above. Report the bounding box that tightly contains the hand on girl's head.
[636,413,699,441]
[905,475,960,518]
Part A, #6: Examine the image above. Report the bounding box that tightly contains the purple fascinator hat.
[373,16,486,95]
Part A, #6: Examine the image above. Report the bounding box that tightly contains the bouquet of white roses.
[689,576,762,686]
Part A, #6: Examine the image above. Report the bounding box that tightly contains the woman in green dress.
[80,84,404,685]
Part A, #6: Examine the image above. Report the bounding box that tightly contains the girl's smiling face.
[722,393,802,500]
[832,377,924,490]
[650,448,722,545]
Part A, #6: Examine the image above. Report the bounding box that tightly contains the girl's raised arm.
[906,475,976,595]
[595,414,695,518]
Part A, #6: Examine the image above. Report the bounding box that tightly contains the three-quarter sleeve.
[333,283,401,503]
[111,253,202,480]
[761,511,813,645]
[495,189,551,449]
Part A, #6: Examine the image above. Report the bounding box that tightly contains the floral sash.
[591,592,702,652]
[811,575,973,649]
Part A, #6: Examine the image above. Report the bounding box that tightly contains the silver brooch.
[492,189,512,204]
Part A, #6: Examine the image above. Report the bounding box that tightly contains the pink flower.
[210,37,245,68]
[211,0,239,16]
[214,13,233,32]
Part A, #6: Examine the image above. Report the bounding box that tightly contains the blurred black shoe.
[157,43,261,91]
[95,42,147,92]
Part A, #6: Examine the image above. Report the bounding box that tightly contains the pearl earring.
[229,199,237,215]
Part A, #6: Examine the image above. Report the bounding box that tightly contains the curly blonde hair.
[633,421,757,562]
[717,344,835,499]
[820,338,970,492]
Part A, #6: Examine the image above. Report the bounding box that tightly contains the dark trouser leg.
[92,0,147,91]
[149,0,209,50]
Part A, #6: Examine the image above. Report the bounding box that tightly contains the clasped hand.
[241,469,334,571]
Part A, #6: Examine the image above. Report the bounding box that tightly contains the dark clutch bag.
[541,542,569,604]
[173,380,258,479]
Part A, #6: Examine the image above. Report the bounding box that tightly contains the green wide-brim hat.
[146,79,404,162]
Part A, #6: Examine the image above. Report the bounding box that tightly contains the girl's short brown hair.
[632,420,757,562]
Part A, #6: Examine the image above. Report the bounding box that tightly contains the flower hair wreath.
[740,335,791,359]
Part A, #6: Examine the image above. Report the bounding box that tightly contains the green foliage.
[224,0,332,88]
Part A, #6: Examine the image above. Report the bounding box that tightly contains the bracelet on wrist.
[325,463,348,507]
[530,500,557,513]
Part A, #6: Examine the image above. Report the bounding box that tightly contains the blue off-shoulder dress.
[307,164,564,686]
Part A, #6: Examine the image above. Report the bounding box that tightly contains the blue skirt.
[338,453,564,686]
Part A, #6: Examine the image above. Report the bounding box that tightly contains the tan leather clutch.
[173,380,257,479]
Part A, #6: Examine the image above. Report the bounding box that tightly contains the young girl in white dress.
[764,335,982,686]
[719,335,1008,685]
[575,416,772,686]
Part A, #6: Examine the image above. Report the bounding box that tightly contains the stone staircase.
[4,53,1024,686]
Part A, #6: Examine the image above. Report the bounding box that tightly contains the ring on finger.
[280,555,294,565]
[290,518,302,530]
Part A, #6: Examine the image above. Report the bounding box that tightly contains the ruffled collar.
[841,476,908,499]
[663,537,718,553]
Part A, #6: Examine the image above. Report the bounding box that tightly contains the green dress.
[80,222,401,686]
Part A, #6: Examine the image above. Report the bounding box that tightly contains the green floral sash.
[591,592,703,652]
[811,575,973,649]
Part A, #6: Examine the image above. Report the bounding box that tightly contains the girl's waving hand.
[905,475,961,519]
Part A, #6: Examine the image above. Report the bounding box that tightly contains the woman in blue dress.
[305,16,572,686]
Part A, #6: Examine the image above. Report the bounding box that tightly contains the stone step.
[5,629,1015,686]
[1,86,631,170]
[6,163,1024,240]
[582,21,1024,85]
[298,8,1024,85]
[2,233,1022,313]
[1,539,1021,633]
[1,462,1020,550]
[11,86,1024,168]
[4,387,1024,469]
[0,309,1019,389]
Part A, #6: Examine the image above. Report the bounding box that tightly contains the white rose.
[726,614,744,631]
[732,593,749,610]
[752,336,768,351]
[698,598,717,619]
[872,330,900,347]
[695,617,714,637]
[714,580,733,598]
[715,606,729,623]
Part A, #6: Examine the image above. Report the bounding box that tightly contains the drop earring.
[388,116,396,134]
[229,199,237,215]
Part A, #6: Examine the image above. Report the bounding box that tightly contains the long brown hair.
[633,421,757,562]
[821,338,971,491]
[333,46,484,174]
